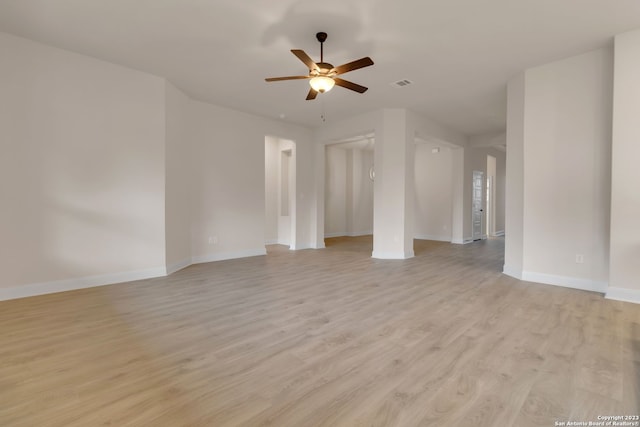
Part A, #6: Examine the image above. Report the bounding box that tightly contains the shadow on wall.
[1,138,164,289]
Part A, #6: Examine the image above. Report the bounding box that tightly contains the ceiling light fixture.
[309,76,335,93]
[265,32,373,100]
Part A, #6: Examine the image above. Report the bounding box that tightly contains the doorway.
[324,138,374,239]
[265,136,296,248]
[472,170,484,241]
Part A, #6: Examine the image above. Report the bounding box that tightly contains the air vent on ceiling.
[391,79,413,88]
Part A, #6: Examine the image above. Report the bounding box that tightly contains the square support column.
[372,109,415,259]
[504,74,526,279]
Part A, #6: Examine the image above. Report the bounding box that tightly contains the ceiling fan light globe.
[309,76,335,93]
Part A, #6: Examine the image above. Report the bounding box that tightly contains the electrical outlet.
[575,254,584,264]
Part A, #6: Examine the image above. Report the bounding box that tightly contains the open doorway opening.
[265,136,296,249]
[324,136,374,246]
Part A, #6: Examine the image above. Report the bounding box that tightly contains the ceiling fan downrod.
[316,32,327,63]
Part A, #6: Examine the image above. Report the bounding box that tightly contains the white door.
[472,170,484,241]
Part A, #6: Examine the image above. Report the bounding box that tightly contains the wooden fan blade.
[291,49,319,71]
[306,88,318,100]
[331,57,374,75]
[265,76,310,82]
[333,77,368,93]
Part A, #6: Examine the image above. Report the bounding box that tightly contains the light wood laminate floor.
[1,237,639,426]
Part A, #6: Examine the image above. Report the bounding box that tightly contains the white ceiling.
[2,0,640,136]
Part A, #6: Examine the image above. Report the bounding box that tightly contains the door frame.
[472,170,485,241]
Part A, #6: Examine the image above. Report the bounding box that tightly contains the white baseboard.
[502,264,523,280]
[605,287,640,304]
[451,236,474,244]
[164,248,272,273]
[414,234,451,242]
[0,266,167,302]
[290,243,316,250]
[521,271,608,294]
[504,267,615,296]
[166,258,191,275]
[191,248,267,264]
[324,232,345,238]
[325,231,373,238]
[0,247,273,302]
[348,230,373,237]
[493,230,505,237]
[371,250,415,260]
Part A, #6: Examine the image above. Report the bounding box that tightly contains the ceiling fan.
[265,32,374,100]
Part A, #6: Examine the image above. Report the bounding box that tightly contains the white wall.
[0,32,167,298]
[505,48,613,291]
[609,29,640,301]
[165,81,192,273]
[325,146,348,236]
[414,144,453,241]
[0,32,317,299]
[189,100,314,262]
[189,101,270,261]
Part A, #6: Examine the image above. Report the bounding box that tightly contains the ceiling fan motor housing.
[311,62,335,76]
